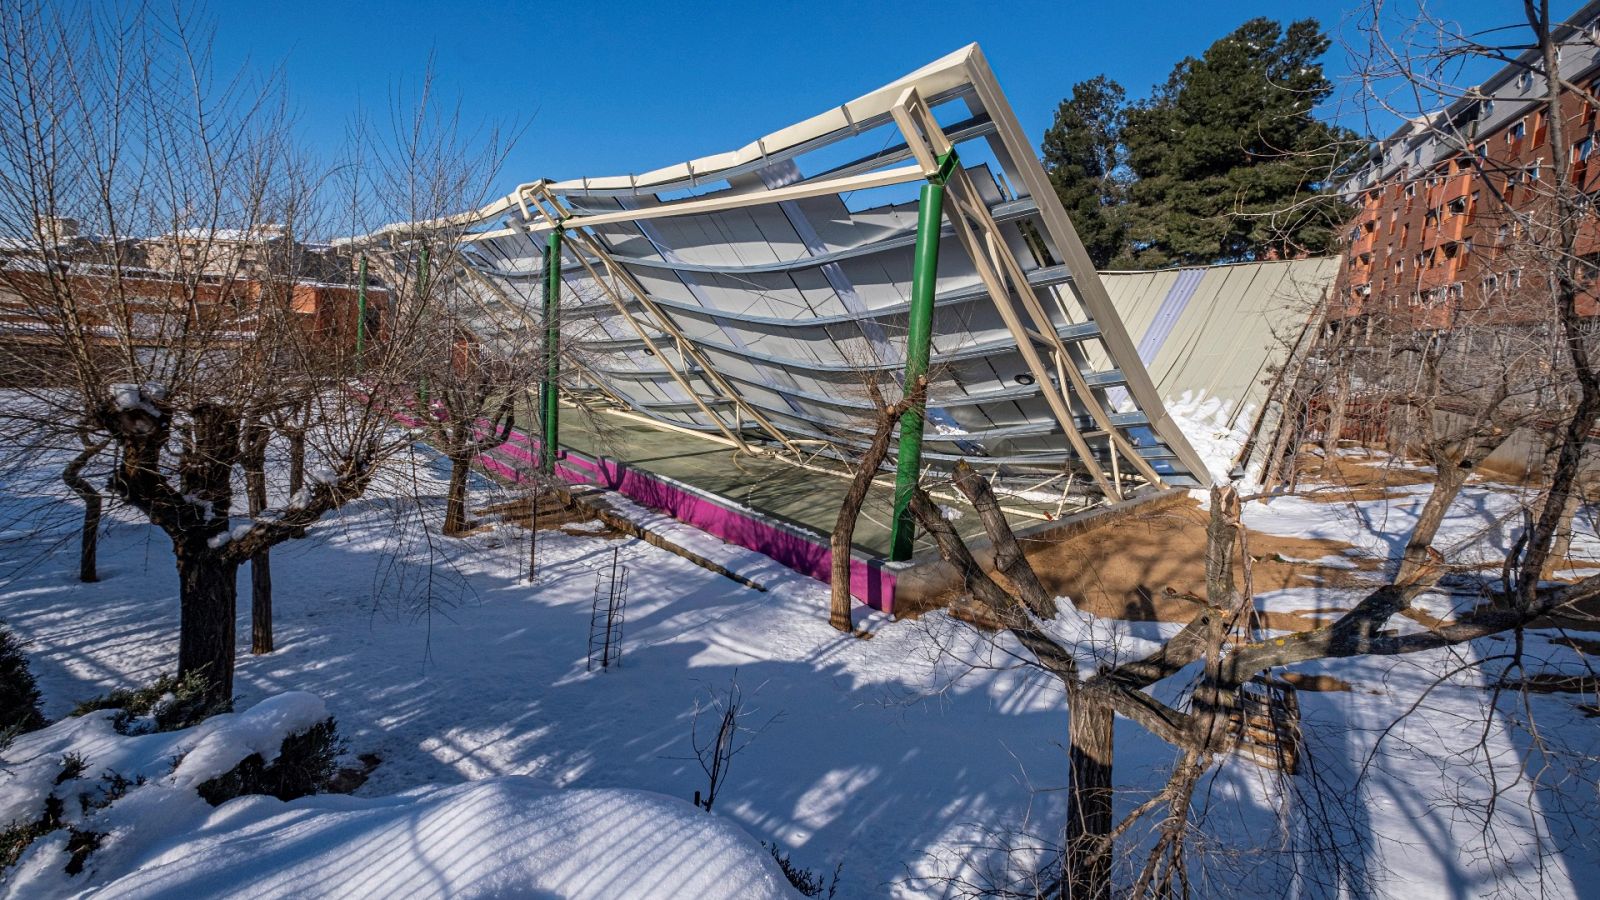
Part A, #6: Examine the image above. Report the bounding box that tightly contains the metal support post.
[888,151,956,561]
[540,227,564,475]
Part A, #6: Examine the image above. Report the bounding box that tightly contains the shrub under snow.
[0,621,45,739]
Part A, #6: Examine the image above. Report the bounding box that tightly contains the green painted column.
[540,228,564,476]
[887,172,949,561]
[355,254,368,364]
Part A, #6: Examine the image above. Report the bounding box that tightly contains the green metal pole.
[887,159,953,562]
[540,228,564,476]
[354,254,368,364]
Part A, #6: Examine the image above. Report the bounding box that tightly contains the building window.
[1510,268,1523,288]
[1580,137,1595,162]
[1518,70,1534,91]
[1484,99,1495,117]
[1510,119,1527,141]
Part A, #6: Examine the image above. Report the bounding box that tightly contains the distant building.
[0,220,389,365]
[1335,1,1600,330]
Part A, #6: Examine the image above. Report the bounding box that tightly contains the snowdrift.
[2,694,795,899]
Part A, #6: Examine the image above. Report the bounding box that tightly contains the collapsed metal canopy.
[450,44,1213,501]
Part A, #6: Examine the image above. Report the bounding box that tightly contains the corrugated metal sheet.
[1101,258,1336,428]
[445,46,1234,496]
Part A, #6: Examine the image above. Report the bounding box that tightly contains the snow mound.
[94,780,797,900]
[2,693,794,900]
[1164,390,1251,485]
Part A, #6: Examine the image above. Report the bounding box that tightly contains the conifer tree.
[1120,17,1356,266]
[1041,76,1129,269]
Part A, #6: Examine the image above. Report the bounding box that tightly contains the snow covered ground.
[2,694,793,899]
[2,442,1598,897]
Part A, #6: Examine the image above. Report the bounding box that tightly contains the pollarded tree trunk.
[444,453,473,535]
[176,545,240,706]
[1064,690,1115,900]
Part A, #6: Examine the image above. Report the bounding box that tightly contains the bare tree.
[898,13,1600,890]
[407,276,538,535]
[828,375,925,632]
[0,4,508,707]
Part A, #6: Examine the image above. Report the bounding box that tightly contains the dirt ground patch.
[1018,498,1378,631]
[1283,452,1435,503]
[901,496,1381,632]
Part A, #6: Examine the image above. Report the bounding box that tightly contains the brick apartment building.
[0,219,389,358]
[1335,1,1600,330]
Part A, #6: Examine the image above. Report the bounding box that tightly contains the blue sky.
[204,0,1519,197]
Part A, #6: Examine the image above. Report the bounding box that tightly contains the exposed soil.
[1285,452,1435,503]
[1276,672,1366,693]
[1020,498,1378,631]
[326,753,382,795]
[901,496,1381,631]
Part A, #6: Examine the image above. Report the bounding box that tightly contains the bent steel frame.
[439,44,1212,542]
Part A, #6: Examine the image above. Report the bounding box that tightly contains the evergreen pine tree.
[1041,76,1128,269]
[1121,17,1357,266]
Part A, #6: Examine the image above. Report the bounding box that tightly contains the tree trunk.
[1397,463,1468,583]
[444,454,473,535]
[1321,362,1351,462]
[830,425,897,633]
[61,439,105,583]
[829,379,921,633]
[250,556,273,654]
[244,420,273,654]
[286,430,306,494]
[1544,485,1585,578]
[1065,691,1115,900]
[176,548,240,707]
